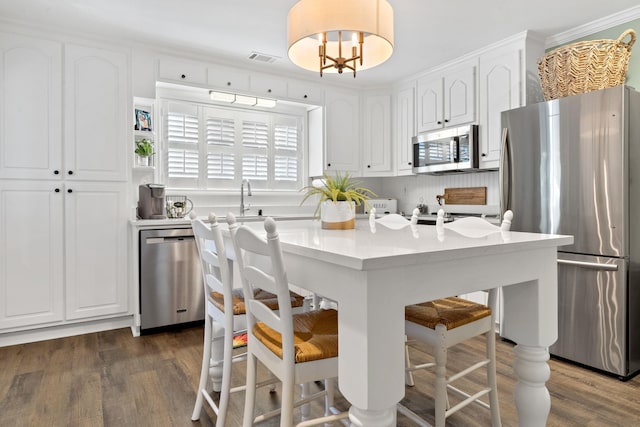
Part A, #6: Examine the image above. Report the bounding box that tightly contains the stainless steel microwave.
[412,124,479,174]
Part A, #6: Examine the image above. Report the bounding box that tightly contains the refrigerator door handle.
[500,128,512,212]
[557,259,619,271]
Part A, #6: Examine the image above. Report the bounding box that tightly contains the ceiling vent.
[248,51,279,64]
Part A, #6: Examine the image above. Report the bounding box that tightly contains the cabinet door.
[324,90,360,174]
[207,64,250,91]
[158,58,207,85]
[444,63,476,127]
[0,181,64,330]
[250,73,287,98]
[65,182,129,320]
[479,49,521,168]
[362,94,392,175]
[65,44,128,181]
[396,86,416,175]
[287,81,324,105]
[0,33,62,180]
[416,74,443,132]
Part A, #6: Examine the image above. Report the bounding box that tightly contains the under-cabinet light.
[209,90,236,102]
[209,90,277,108]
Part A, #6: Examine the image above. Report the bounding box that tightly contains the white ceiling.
[1,0,639,87]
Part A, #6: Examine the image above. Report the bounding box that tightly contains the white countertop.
[129,213,317,229]
[232,219,573,271]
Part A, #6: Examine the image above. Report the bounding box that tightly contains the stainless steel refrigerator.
[500,85,640,378]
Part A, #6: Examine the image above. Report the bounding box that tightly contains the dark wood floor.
[1,326,639,426]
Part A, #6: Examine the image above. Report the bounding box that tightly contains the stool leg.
[301,382,311,419]
[405,336,415,387]
[243,352,258,427]
[487,328,502,427]
[434,324,448,427]
[215,323,234,427]
[191,315,213,421]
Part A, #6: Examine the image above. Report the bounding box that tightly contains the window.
[162,100,304,190]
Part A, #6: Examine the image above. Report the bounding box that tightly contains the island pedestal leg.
[513,345,551,427]
[349,406,396,427]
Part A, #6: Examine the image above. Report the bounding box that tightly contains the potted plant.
[135,138,154,167]
[300,173,376,229]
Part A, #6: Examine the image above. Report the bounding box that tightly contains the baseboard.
[0,315,135,347]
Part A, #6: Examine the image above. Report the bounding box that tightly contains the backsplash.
[140,173,499,220]
[379,171,499,215]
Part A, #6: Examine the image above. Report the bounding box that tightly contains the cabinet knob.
[367,165,371,168]
[268,89,272,93]
[53,170,59,175]
[227,82,231,86]
[68,170,74,175]
[55,188,60,193]
[303,94,308,99]
[408,162,412,165]
[437,121,442,125]
[482,153,487,157]
[327,163,331,167]
[180,74,186,79]
[67,189,73,193]
[444,119,449,123]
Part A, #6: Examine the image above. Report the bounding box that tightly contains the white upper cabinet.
[0,33,62,180]
[417,61,476,132]
[324,89,360,174]
[477,32,545,169]
[207,63,250,91]
[287,80,324,105]
[158,57,207,85]
[64,44,129,181]
[478,49,521,169]
[395,85,416,175]
[250,73,287,98]
[362,94,392,176]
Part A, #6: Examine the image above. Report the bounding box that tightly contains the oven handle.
[451,137,459,162]
[557,259,618,271]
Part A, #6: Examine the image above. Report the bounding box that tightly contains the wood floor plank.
[1,326,639,426]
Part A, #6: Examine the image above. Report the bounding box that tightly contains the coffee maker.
[138,184,167,219]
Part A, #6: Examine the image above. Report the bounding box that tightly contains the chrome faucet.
[240,179,252,215]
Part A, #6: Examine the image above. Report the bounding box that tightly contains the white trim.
[546,5,640,48]
[0,315,134,347]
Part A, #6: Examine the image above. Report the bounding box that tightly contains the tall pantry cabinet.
[0,32,130,332]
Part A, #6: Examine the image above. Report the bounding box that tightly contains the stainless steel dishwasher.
[139,227,204,332]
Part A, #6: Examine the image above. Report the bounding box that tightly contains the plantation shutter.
[206,117,235,180]
[161,99,303,190]
[242,120,268,181]
[166,102,200,188]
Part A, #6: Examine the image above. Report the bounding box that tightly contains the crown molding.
[546,5,640,47]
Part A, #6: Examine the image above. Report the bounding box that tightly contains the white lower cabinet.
[0,181,64,329]
[64,182,129,320]
[0,181,129,331]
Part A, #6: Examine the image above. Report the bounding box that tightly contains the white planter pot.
[136,155,150,167]
[321,200,355,229]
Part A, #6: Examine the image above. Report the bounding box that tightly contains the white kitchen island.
[234,218,573,426]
